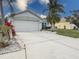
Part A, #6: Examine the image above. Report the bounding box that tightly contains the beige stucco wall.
[55,22,75,29]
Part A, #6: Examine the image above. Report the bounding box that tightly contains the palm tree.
[0,0,15,48]
[65,16,72,22]
[0,0,4,19]
[0,0,15,20]
[47,0,64,30]
[65,10,79,28]
[7,0,14,13]
[70,10,79,27]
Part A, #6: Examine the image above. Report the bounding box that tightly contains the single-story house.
[8,9,44,32]
[55,22,78,29]
[42,18,51,29]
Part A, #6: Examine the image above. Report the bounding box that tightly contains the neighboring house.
[42,18,51,29]
[42,18,46,29]
[9,9,43,32]
[55,22,78,29]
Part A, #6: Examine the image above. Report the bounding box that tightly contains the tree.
[0,0,15,48]
[7,0,14,13]
[65,16,73,22]
[47,0,64,30]
[70,10,79,27]
[0,0,4,19]
[0,0,15,19]
[65,10,79,28]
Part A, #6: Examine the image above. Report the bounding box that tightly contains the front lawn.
[55,29,79,38]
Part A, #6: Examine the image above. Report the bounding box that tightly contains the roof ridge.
[12,9,43,20]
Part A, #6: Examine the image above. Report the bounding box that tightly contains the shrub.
[0,25,11,48]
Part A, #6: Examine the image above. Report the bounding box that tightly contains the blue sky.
[28,0,79,17]
[59,0,79,16]
[2,0,79,17]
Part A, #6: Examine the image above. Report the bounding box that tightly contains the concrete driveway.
[16,31,79,59]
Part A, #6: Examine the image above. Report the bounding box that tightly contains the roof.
[11,9,43,20]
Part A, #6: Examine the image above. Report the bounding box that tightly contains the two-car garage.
[13,20,41,32]
[13,10,42,32]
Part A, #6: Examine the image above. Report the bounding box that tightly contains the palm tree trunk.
[50,23,56,30]
[0,0,4,20]
[0,0,5,24]
[7,0,14,14]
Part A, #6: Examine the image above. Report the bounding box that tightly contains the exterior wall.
[55,22,76,29]
[13,11,42,32]
[39,22,42,30]
[42,18,51,29]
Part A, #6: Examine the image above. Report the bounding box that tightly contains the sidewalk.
[0,35,26,59]
[0,50,25,59]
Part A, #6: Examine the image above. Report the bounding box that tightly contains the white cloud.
[16,0,29,11]
[28,0,36,4]
[40,15,47,18]
[40,0,49,4]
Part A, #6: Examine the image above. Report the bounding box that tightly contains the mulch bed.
[0,39,23,55]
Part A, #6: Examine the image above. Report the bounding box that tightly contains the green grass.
[55,29,79,38]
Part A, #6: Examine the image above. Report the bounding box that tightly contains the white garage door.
[13,21,41,32]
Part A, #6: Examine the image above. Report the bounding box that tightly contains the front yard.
[55,29,79,38]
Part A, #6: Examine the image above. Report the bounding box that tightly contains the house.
[55,22,78,29]
[9,9,43,32]
[41,18,51,30]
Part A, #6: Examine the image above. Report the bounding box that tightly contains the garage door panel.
[13,21,40,32]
